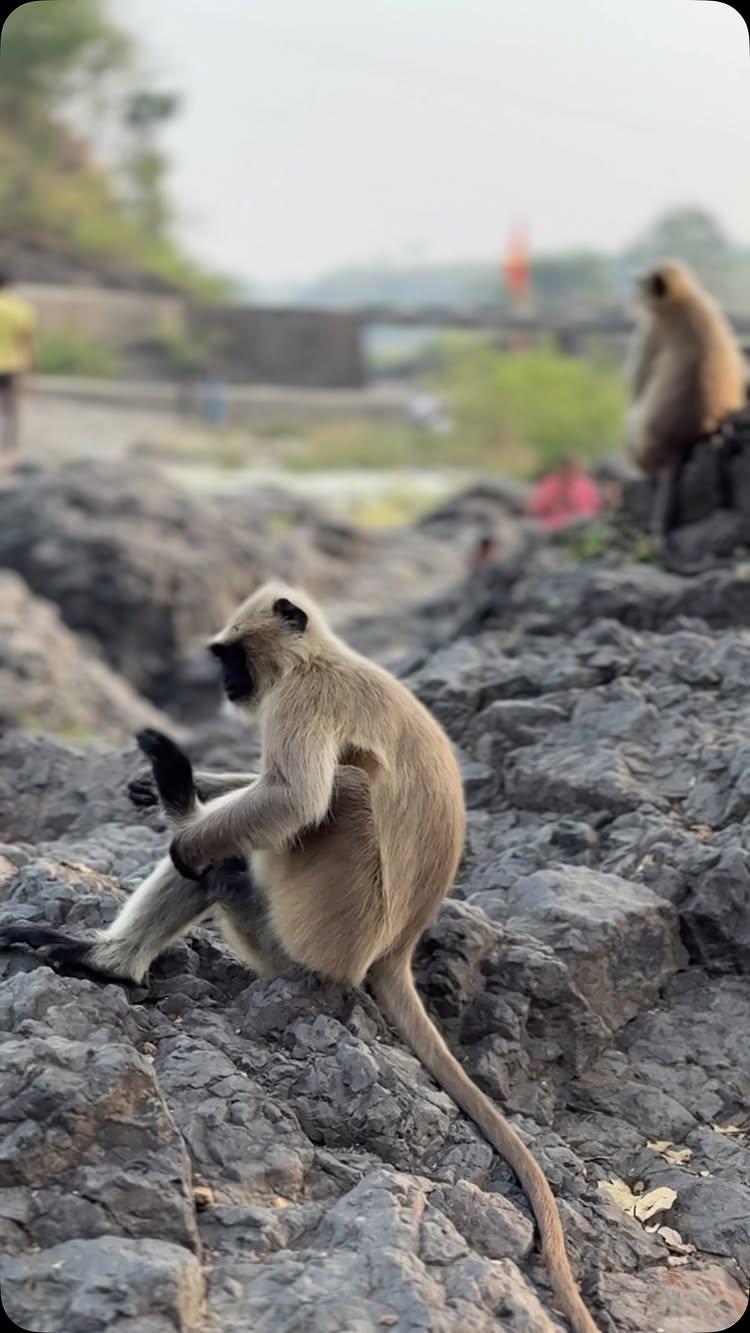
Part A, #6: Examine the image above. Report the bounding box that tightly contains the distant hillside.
[0,120,223,295]
[296,209,750,316]
[0,2,227,296]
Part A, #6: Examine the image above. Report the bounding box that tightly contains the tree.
[624,207,732,279]
[123,89,180,235]
[0,0,133,110]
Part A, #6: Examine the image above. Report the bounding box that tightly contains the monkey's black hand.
[128,774,158,808]
[169,835,209,882]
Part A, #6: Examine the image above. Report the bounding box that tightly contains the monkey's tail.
[135,729,198,820]
[370,953,600,1333]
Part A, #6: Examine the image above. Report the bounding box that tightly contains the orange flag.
[503,226,531,301]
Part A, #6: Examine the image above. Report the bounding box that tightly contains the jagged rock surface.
[1,538,749,1332]
[0,460,469,718]
[0,571,173,744]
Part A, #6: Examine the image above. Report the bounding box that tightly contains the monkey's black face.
[209,640,256,703]
[638,270,667,302]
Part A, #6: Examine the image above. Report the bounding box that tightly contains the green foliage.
[279,346,627,476]
[36,328,121,377]
[0,3,228,297]
[566,522,609,562]
[150,320,227,375]
[436,343,629,476]
[0,0,133,106]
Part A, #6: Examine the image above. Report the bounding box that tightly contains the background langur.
[0,584,598,1333]
[626,260,747,539]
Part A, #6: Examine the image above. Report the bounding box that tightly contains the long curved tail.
[370,953,600,1333]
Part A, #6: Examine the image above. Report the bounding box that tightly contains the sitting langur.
[626,259,747,536]
[0,584,599,1333]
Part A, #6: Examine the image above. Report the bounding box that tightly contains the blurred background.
[0,0,748,527]
[0,0,749,718]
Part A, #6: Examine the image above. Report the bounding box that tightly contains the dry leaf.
[633,1187,677,1222]
[712,1123,748,1137]
[647,1139,693,1166]
[597,1178,638,1214]
[597,1179,677,1224]
[657,1225,695,1254]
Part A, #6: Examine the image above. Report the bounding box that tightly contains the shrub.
[435,342,629,476]
[36,328,121,377]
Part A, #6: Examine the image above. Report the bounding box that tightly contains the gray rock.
[0,1033,198,1254]
[0,572,173,744]
[501,867,686,1031]
[206,1169,561,1333]
[0,457,267,700]
[3,484,750,1332]
[0,1235,204,1333]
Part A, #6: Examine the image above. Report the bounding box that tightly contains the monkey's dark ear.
[274,597,308,632]
[650,272,667,298]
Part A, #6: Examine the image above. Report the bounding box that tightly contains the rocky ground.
[0,454,748,1332]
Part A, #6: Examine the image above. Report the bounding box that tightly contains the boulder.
[0,571,172,744]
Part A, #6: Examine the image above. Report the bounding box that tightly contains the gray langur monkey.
[626,259,747,539]
[0,582,599,1333]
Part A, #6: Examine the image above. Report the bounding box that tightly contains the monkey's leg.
[91,854,222,981]
[657,457,688,537]
[0,857,215,984]
[129,768,259,811]
[210,857,291,977]
[716,435,737,510]
[135,729,197,819]
[194,770,259,797]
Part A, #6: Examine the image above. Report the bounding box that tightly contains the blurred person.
[0,270,36,462]
[527,453,603,530]
[200,368,228,427]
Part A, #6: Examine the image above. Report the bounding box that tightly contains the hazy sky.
[118,0,748,286]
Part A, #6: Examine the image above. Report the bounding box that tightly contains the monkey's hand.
[168,803,244,881]
[169,833,209,882]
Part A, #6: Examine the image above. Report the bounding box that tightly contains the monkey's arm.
[627,324,658,395]
[171,729,338,876]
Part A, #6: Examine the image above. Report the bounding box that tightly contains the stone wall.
[185,302,366,388]
[18,283,367,388]
[18,282,184,348]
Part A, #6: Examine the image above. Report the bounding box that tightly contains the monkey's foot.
[0,923,121,981]
[127,774,159,808]
[0,923,143,985]
[136,729,196,817]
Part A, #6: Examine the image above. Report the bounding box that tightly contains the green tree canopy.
[0,0,133,107]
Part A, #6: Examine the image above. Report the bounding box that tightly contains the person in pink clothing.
[527,453,603,530]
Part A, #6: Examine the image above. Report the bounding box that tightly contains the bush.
[36,328,121,377]
[435,342,629,476]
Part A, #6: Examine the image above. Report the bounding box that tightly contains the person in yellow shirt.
[0,272,36,458]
